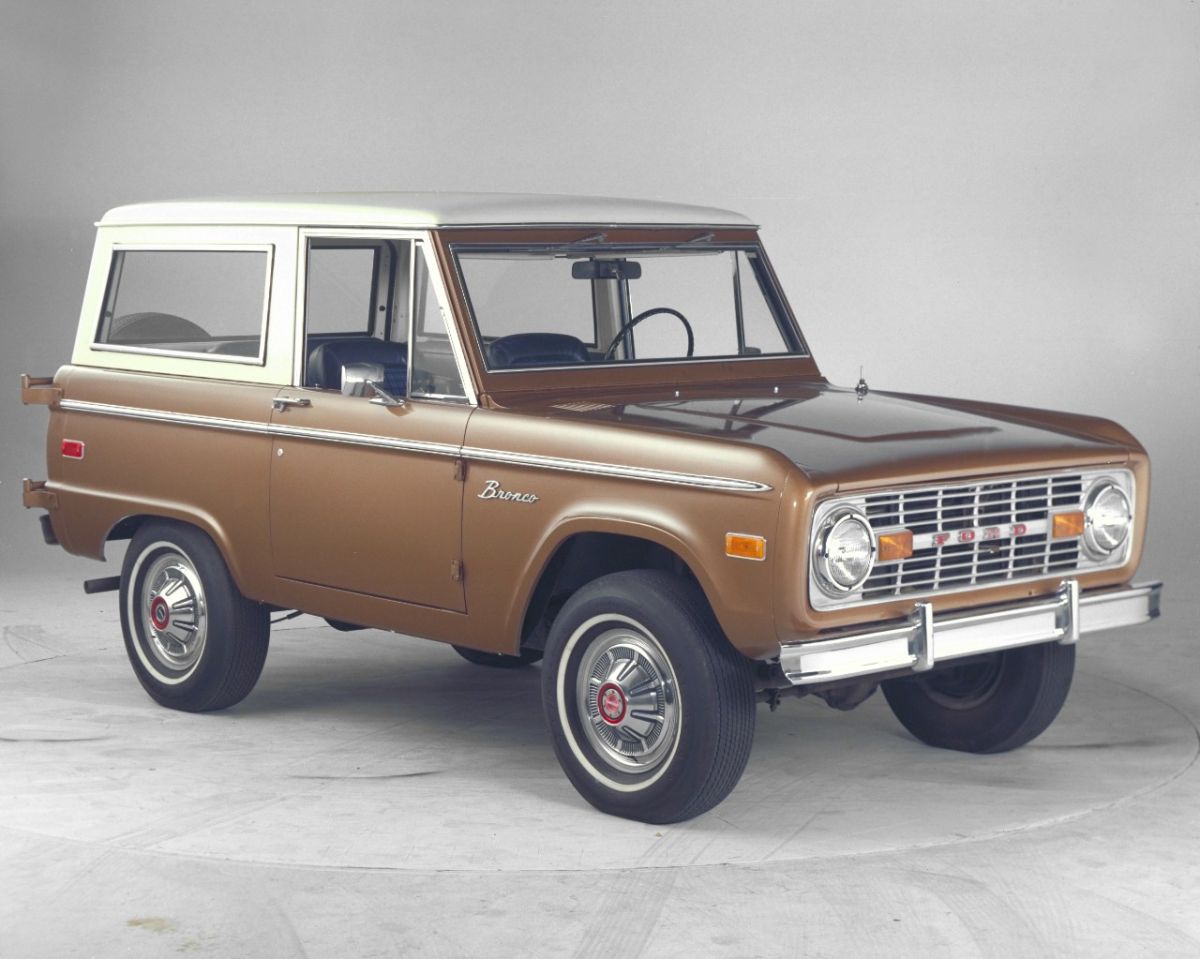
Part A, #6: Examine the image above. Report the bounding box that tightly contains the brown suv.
[21,194,1162,823]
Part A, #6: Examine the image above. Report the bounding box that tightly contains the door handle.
[272,396,312,412]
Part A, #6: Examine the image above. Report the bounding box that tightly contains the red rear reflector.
[61,439,85,460]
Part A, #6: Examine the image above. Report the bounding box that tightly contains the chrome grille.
[862,473,1084,599]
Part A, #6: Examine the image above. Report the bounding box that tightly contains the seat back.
[488,332,591,369]
[307,338,408,393]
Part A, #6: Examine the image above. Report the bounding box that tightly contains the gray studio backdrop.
[1,1,1196,588]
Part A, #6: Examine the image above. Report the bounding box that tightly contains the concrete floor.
[1,568,1196,958]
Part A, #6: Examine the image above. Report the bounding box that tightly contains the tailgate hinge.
[22,478,58,510]
[20,374,62,406]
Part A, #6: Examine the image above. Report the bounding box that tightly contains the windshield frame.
[433,227,822,399]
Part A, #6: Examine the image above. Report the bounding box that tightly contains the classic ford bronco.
[22,194,1162,823]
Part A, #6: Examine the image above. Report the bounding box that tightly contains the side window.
[305,247,379,335]
[302,240,407,393]
[96,248,270,361]
[411,248,467,400]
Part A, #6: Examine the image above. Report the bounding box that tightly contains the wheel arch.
[103,509,257,598]
[510,518,730,656]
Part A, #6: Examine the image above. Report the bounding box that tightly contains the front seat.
[307,338,408,393]
[488,332,590,369]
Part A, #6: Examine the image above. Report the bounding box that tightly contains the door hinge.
[450,560,465,582]
[453,457,467,482]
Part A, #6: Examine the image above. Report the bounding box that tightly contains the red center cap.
[150,596,171,631]
[597,682,627,725]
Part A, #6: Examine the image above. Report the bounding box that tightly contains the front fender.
[464,482,784,660]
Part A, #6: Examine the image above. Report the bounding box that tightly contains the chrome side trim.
[61,400,272,436]
[60,399,462,457]
[779,580,1162,686]
[59,400,772,492]
[459,446,772,492]
[270,423,460,457]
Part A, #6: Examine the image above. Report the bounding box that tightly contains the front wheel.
[542,570,756,823]
[881,641,1076,753]
[120,521,270,712]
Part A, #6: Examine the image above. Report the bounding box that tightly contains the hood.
[536,384,1130,485]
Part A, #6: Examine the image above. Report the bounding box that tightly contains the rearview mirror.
[571,259,642,281]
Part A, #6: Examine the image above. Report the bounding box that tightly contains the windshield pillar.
[732,252,747,356]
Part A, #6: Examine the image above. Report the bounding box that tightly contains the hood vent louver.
[552,401,615,413]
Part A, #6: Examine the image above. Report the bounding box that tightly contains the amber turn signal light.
[725,533,767,561]
[1053,510,1086,539]
[877,530,913,562]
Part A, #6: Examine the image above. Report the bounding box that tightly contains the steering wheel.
[603,307,695,360]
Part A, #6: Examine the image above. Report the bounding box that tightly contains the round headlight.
[1083,481,1131,558]
[814,509,876,594]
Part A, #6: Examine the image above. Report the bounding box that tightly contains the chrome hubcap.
[576,627,679,773]
[140,552,208,672]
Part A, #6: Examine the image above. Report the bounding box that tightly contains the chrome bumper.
[779,580,1163,686]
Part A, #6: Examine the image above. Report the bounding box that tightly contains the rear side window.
[95,248,271,362]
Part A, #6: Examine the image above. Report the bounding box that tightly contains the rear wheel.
[542,570,756,823]
[120,521,270,712]
[881,641,1075,753]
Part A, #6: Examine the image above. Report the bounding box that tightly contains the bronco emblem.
[477,479,540,504]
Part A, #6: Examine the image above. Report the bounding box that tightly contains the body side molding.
[59,399,773,494]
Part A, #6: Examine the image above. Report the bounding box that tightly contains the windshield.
[452,244,805,371]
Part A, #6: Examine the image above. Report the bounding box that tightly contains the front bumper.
[779,580,1162,686]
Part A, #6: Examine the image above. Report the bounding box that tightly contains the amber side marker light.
[1053,511,1086,539]
[878,530,914,562]
[725,533,767,561]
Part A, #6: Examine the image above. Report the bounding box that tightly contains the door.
[268,233,474,612]
[269,395,470,610]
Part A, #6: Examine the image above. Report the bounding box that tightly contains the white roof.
[99,193,756,228]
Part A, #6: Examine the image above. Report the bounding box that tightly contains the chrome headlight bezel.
[1082,479,1133,560]
[812,506,877,597]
